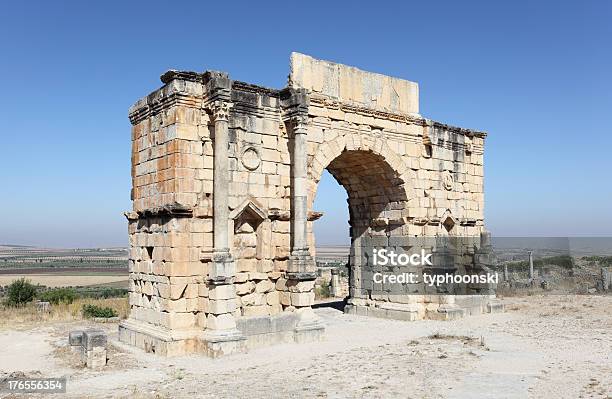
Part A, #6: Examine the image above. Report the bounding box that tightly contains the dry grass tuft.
[0,297,128,329]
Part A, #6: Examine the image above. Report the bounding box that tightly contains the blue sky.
[0,1,610,247]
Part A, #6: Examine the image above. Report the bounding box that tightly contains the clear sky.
[0,1,610,248]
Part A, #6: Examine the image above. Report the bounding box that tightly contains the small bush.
[38,288,77,305]
[583,256,612,266]
[82,304,118,318]
[75,287,128,300]
[505,254,576,272]
[6,278,37,306]
[315,280,331,299]
[99,287,128,299]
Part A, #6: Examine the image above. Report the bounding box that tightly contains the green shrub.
[583,256,612,266]
[6,278,37,306]
[99,287,128,299]
[38,288,77,305]
[315,281,331,299]
[82,304,118,318]
[74,287,128,300]
[506,255,575,271]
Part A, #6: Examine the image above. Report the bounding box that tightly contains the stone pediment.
[229,198,267,222]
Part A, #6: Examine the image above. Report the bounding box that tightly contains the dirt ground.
[0,295,610,399]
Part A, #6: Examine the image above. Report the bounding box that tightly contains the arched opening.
[312,169,350,305]
[311,149,409,305]
[313,170,350,248]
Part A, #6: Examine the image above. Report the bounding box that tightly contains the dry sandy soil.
[0,275,128,288]
[0,295,610,399]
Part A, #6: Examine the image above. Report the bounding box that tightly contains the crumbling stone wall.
[120,53,489,356]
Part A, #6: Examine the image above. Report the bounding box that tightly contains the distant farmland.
[0,274,128,288]
[0,245,128,288]
[0,245,127,271]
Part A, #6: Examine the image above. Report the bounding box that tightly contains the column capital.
[289,114,309,134]
[207,100,233,122]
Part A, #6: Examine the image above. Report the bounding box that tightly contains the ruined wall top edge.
[289,52,419,117]
[127,54,486,138]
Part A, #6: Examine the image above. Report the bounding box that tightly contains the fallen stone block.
[80,329,108,369]
[82,329,107,351]
[69,330,84,346]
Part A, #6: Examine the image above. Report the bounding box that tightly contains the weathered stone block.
[236,281,256,295]
[241,292,266,306]
[209,285,236,300]
[85,346,107,369]
[234,272,249,283]
[69,330,84,346]
[279,291,291,306]
[209,299,238,315]
[82,329,107,351]
[290,292,314,307]
[207,313,236,330]
[160,312,196,329]
[266,291,280,306]
[237,258,257,272]
[249,272,268,281]
[286,280,315,293]
[255,279,275,293]
[243,305,270,317]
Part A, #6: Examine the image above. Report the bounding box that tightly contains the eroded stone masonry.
[119,53,496,357]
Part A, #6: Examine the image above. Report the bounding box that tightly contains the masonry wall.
[125,54,488,340]
[127,78,212,331]
[226,84,298,316]
[302,66,486,303]
[126,78,317,335]
[305,102,485,238]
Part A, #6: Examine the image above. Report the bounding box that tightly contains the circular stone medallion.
[241,147,261,171]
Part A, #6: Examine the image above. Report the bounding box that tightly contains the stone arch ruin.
[120,53,495,357]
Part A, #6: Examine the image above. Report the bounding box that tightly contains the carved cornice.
[280,87,309,122]
[123,203,193,220]
[268,209,290,221]
[130,71,487,143]
[368,216,482,227]
[268,209,322,222]
[129,92,201,125]
[232,81,280,98]
[310,95,487,138]
[160,70,202,84]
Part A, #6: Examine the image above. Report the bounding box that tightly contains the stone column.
[288,115,316,280]
[528,251,534,280]
[279,95,324,341]
[331,268,340,297]
[602,268,611,291]
[349,236,365,300]
[285,114,323,338]
[203,100,244,356]
[209,100,235,282]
